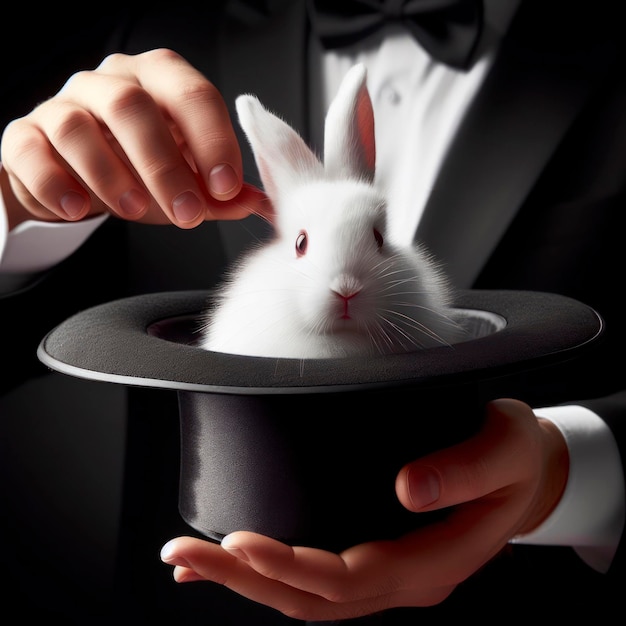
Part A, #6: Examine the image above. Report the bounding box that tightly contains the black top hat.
[38,289,603,551]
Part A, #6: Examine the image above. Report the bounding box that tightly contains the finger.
[395,398,540,513]
[161,536,449,621]
[99,49,245,201]
[203,182,272,222]
[1,118,92,222]
[222,531,352,594]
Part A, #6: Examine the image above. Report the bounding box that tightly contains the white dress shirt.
[0,0,622,573]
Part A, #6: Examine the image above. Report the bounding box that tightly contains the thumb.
[205,182,274,223]
[395,398,536,512]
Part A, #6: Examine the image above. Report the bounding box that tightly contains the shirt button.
[378,82,402,106]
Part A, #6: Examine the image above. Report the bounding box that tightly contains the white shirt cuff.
[0,215,108,274]
[511,405,625,573]
[1,164,109,281]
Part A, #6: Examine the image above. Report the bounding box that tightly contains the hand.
[160,398,569,622]
[0,48,269,230]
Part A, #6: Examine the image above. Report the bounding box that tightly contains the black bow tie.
[306,0,484,71]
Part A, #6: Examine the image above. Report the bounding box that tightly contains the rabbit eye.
[296,230,308,256]
[373,228,384,251]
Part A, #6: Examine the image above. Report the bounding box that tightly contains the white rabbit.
[198,63,467,358]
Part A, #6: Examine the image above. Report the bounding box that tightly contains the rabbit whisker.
[381,309,453,346]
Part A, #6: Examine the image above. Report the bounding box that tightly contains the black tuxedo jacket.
[2,1,625,622]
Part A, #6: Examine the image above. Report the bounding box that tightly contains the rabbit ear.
[236,95,324,204]
[323,63,376,183]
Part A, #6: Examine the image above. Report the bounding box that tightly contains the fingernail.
[406,466,440,509]
[119,188,148,216]
[221,536,250,562]
[172,190,202,222]
[60,190,87,218]
[208,163,238,197]
[160,539,187,565]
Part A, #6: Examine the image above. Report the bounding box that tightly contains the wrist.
[511,405,624,573]
[518,417,570,535]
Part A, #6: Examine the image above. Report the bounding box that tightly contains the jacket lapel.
[416,6,609,288]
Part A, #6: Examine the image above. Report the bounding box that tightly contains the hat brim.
[38,288,602,393]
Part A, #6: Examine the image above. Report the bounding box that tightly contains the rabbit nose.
[331,275,362,319]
